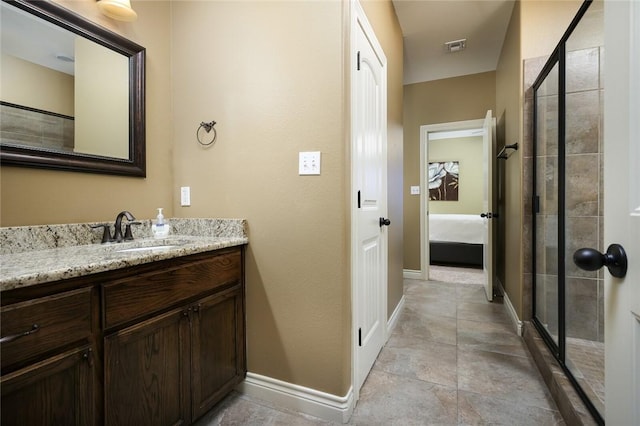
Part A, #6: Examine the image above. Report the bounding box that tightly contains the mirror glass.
[0,0,145,176]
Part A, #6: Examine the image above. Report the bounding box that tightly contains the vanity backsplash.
[0,218,247,255]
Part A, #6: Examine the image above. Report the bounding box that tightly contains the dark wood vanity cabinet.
[104,284,245,425]
[0,246,246,426]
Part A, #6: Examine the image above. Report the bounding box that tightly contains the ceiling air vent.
[444,39,467,53]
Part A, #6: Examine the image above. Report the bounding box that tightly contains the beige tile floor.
[195,266,565,425]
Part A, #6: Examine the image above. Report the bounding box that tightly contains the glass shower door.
[534,62,560,348]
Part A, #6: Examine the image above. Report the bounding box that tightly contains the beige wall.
[0,0,173,226]
[170,0,349,396]
[1,53,74,116]
[428,136,483,215]
[495,0,523,316]
[403,72,496,271]
[169,0,403,397]
[521,0,583,60]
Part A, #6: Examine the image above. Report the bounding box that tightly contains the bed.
[429,214,484,268]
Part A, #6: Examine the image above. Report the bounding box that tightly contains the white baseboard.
[497,279,523,336]
[387,295,405,337]
[237,372,354,424]
[403,269,424,280]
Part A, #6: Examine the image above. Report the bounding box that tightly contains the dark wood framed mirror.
[0,0,145,176]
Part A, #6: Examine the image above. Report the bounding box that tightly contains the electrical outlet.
[299,151,321,175]
[180,186,191,206]
[410,186,420,195]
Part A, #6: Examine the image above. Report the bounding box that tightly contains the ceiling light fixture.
[444,39,467,53]
[97,0,137,22]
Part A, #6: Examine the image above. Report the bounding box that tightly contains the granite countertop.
[0,218,248,292]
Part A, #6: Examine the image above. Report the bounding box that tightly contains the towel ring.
[197,121,217,146]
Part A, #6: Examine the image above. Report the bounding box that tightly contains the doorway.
[419,113,496,301]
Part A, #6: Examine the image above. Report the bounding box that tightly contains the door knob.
[573,244,628,278]
[481,212,499,219]
[379,217,391,227]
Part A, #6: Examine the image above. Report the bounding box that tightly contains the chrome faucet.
[114,211,138,242]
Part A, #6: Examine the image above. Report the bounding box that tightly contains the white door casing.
[419,117,494,299]
[604,1,640,424]
[351,0,388,396]
[419,127,430,281]
[482,110,495,302]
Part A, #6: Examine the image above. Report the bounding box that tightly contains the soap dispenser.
[151,208,170,238]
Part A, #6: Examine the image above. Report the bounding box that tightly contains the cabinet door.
[104,307,191,426]
[191,285,246,420]
[1,345,95,426]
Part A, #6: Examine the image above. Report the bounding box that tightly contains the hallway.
[196,266,564,425]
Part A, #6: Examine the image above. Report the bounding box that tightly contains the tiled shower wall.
[0,103,74,152]
[523,46,604,342]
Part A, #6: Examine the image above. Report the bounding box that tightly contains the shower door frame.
[530,0,603,424]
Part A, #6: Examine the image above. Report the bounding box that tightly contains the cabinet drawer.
[0,287,93,371]
[103,249,241,329]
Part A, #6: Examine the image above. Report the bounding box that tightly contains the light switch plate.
[299,151,321,175]
[180,186,191,206]
[410,186,420,195]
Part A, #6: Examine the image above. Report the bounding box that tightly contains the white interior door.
[604,1,640,424]
[351,0,388,394]
[482,110,495,301]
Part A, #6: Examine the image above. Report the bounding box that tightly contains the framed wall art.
[428,161,459,201]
